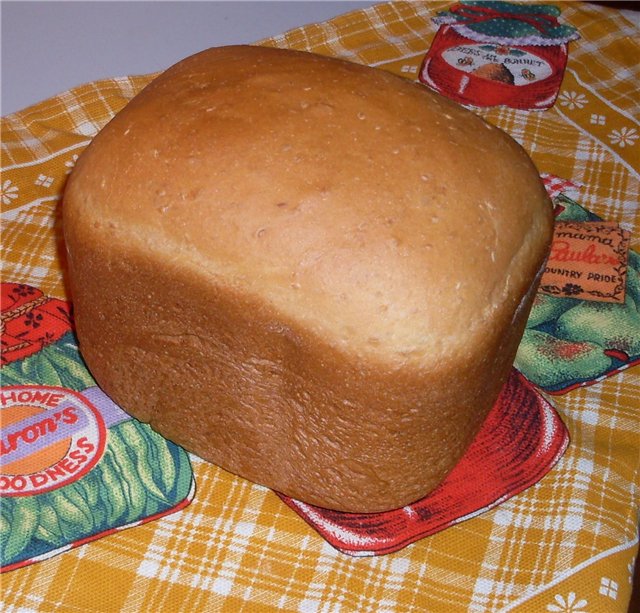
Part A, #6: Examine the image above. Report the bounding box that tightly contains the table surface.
[1,1,374,116]
[1,2,638,612]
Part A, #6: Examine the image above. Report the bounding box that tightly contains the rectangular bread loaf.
[63,45,553,512]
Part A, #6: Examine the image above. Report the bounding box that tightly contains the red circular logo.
[0,385,106,496]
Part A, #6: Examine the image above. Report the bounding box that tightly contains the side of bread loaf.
[63,45,553,512]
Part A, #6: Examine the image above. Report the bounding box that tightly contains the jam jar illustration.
[420,1,579,110]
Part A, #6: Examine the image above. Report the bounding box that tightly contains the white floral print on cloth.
[552,77,639,178]
[506,539,638,612]
[608,126,638,149]
[1,178,19,205]
[558,90,588,110]
[546,592,587,613]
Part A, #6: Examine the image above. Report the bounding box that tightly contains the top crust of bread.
[63,46,553,512]
[66,45,552,367]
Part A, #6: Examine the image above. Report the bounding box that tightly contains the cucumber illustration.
[74,470,107,531]
[45,340,96,391]
[1,332,94,390]
[556,302,640,357]
[103,439,149,524]
[141,424,178,496]
[35,501,65,547]
[1,497,40,564]
[515,329,611,389]
[46,489,95,541]
[94,449,132,526]
[115,421,171,503]
[526,292,578,328]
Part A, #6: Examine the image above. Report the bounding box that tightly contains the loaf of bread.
[63,45,553,513]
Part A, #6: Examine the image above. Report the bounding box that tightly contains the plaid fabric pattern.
[1,2,638,611]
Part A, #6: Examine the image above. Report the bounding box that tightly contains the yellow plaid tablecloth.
[1,2,639,611]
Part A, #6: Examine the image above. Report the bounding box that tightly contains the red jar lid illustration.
[1,283,73,365]
[279,369,569,556]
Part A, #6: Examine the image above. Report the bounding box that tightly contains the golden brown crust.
[63,45,553,512]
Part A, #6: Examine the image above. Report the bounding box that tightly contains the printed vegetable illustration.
[1,333,95,391]
[525,293,578,328]
[515,330,611,389]
[1,282,194,573]
[515,195,640,393]
[1,419,192,568]
[555,296,640,359]
[1,497,39,564]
